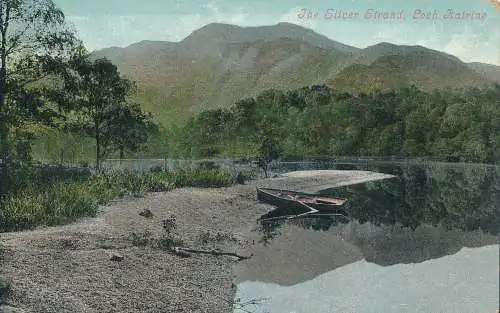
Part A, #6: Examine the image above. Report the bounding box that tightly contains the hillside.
[92,23,358,125]
[468,62,500,83]
[92,22,500,126]
[329,49,492,93]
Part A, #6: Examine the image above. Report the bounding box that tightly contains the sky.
[54,0,500,65]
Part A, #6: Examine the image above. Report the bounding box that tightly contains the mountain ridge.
[91,22,500,126]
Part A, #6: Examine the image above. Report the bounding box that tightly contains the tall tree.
[256,118,282,178]
[62,56,135,171]
[0,0,77,196]
[101,102,158,161]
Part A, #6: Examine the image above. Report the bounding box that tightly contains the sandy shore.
[0,170,394,313]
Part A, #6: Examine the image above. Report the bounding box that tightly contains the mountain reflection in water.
[233,163,499,313]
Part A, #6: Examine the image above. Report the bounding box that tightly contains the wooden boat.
[256,187,347,214]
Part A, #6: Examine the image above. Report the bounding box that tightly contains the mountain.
[92,22,500,126]
[329,47,492,93]
[468,62,500,83]
[180,22,359,55]
[93,23,358,125]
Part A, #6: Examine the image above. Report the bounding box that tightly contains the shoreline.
[0,170,395,313]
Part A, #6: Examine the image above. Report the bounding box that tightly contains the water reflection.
[259,163,499,245]
[342,164,500,235]
[235,245,499,313]
[235,163,499,287]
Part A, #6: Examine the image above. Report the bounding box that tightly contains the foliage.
[0,166,238,232]
[176,84,500,164]
[128,215,184,251]
[0,0,79,197]
[45,51,157,170]
[101,102,158,159]
[128,230,154,247]
[55,55,136,170]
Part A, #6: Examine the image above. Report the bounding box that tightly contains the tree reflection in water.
[258,163,500,245]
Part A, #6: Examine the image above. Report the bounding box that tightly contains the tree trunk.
[119,147,124,166]
[0,78,8,197]
[59,149,64,165]
[95,119,100,172]
[0,37,9,197]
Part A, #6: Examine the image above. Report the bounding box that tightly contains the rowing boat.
[256,187,347,213]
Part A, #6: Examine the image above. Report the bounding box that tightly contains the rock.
[109,253,124,262]
[139,209,153,218]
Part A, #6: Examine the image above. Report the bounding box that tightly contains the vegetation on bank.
[0,0,157,198]
[34,84,500,165]
[176,84,500,164]
[0,165,242,233]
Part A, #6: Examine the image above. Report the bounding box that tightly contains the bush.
[0,166,237,233]
[0,183,98,232]
[129,231,153,247]
[164,168,233,188]
[127,215,184,251]
[149,165,163,173]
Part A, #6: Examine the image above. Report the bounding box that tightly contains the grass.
[0,165,245,233]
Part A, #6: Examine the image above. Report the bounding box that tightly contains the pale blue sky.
[55,0,500,65]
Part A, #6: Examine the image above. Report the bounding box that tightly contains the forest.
[173,84,500,164]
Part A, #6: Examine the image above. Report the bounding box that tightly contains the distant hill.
[329,47,492,93]
[92,22,500,126]
[468,62,500,83]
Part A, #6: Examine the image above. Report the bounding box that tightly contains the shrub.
[235,172,245,184]
[129,231,153,247]
[154,236,184,251]
[0,165,237,233]
[149,165,163,173]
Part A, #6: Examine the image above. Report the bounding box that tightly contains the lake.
[233,162,500,313]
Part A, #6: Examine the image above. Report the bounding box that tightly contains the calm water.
[233,162,500,313]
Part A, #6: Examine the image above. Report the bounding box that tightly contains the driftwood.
[173,247,252,261]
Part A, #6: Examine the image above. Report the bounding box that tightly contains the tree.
[256,118,282,178]
[61,56,135,171]
[101,102,158,161]
[0,0,77,196]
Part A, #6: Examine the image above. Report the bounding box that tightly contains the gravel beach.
[0,170,395,313]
